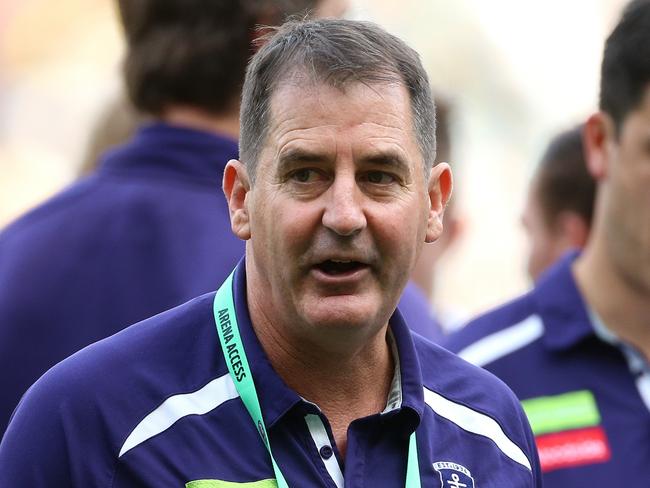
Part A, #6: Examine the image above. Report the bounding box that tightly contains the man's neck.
[162,105,239,139]
[246,285,395,458]
[574,237,650,359]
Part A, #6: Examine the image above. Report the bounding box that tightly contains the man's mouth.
[315,259,368,276]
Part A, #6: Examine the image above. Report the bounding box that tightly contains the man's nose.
[321,174,367,236]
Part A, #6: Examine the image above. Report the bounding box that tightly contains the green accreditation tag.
[212,270,421,488]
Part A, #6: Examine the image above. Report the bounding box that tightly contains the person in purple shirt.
[446,1,650,486]
[521,124,594,282]
[0,18,542,487]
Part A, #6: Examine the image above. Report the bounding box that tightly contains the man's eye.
[365,171,395,184]
[291,169,316,183]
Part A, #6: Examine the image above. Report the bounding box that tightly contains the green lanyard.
[212,270,421,488]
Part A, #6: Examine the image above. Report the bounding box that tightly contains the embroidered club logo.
[433,461,475,488]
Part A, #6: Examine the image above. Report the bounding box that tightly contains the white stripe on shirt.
[423,387,532,471]
[456,315,544,367]
[119,373,239,457]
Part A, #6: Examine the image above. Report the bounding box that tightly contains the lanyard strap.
[212,270,421,488]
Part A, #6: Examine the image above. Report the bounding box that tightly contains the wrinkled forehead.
[266,72,415,132]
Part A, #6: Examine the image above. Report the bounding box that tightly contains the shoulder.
[415,335,529,423]
[0,292,222,483]
[414,336,541,479]
[46,291,221,408]
[0,177,99,249]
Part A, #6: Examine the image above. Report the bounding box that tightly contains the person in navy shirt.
[520,124,594,282]
[446,1,650,486]
[0,18,542,487]
[0,0,445,438]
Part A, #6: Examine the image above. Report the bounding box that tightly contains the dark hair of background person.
[239,18,437,180]
[600,0,650,131]
[534,125,595,229]
[116,0,320,117]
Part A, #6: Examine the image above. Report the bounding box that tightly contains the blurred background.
[0,0,628,319]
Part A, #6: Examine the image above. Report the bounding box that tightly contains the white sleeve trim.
[119,373,239,457]
[423,387,532,471]
[456,315,544,367]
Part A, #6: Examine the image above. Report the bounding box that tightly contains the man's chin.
[298,294,388,331]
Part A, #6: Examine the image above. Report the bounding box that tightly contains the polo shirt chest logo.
[521,390,611,472]
[433,461,475,488]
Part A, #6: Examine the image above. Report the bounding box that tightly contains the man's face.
[602,87,650,294]
[239,81,449,339]
[521,182,567,281]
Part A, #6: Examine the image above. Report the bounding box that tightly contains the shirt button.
[319,445,333,460]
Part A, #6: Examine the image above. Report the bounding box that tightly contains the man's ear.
[223,159,252,240]
[425,162,453,243]
[584,112,615,181]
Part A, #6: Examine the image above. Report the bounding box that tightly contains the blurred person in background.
[0,0,353,437]
[407,97,463,340]
[522,124,595,281]
[446,1,650,485]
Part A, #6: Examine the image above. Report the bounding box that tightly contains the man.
[0,19,542,487]
[522,125,594,281]
[446,1,650,485]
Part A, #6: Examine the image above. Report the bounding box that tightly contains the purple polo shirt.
[445,252,650,487]
[0,260,541,487]
[0,121,443,438]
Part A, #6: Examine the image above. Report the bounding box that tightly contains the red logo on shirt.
[536,426,611,472]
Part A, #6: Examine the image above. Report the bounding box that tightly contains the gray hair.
[239,18,437,182]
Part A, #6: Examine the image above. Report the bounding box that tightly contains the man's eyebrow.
[360,151,410,171]
[277,148,332,168]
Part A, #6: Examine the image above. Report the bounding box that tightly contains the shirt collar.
[535,251,650,376]
[98,121,239,185]
[589,301,650,375]
[230,259,423,433]
[381,331,403,414]
[386,306,425,433]
[533,250,597,351]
